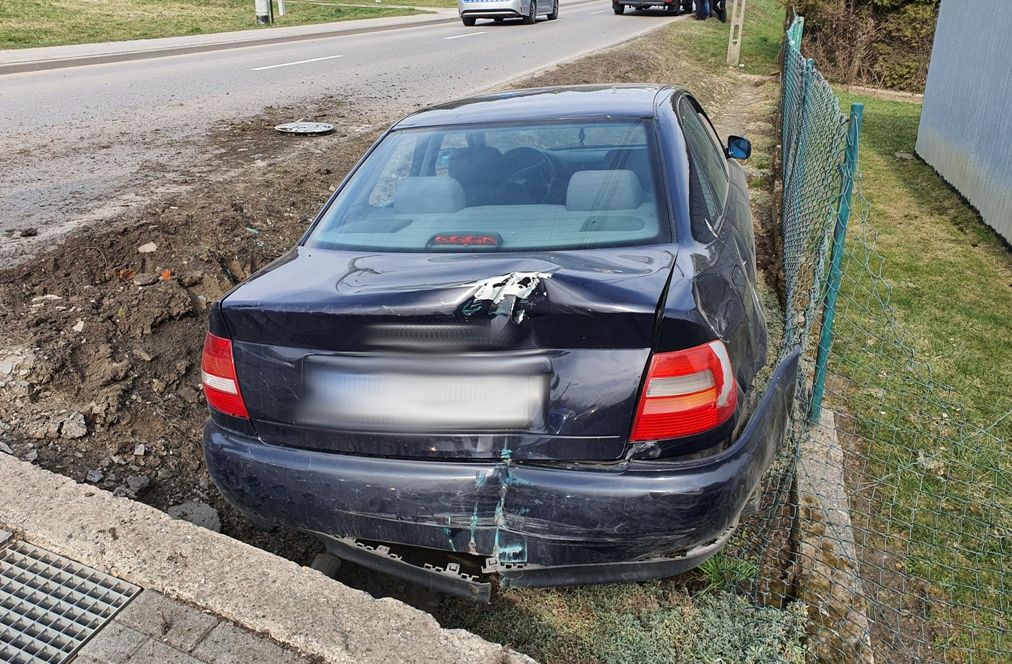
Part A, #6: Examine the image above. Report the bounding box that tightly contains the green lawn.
[298,0,456,7]
[0,0,420,49]
[830,91,1012,659]
[681,0,786,75]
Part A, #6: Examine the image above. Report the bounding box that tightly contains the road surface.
[0,2,684,264]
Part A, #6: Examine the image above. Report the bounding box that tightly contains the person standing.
[712,0,727,21]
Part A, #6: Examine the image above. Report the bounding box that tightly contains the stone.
[137,242,158,254]
[894,152,915,160]
[72,320,86,333]
[0,441,12,455]
[126,475,150,495]
[133,444,146,456]
[167,501,221,533]
[86,469,104,483]
[23,449,37,463]
[132,273,160,287]
[61,412,88,439]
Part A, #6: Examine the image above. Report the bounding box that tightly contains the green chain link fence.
[726,13,1010,664]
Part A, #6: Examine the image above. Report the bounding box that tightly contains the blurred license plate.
[301,358,548,430]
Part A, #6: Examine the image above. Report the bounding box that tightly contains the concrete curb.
[796,409,875,664]
[0,454,535,664]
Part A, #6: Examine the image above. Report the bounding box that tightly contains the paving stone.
[191,622,310,664]
[76,622,148,664]
[117,591,219,652]
[126,639,203,664]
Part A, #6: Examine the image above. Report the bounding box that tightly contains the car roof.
[394,84,680,129]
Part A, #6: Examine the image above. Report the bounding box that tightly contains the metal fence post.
[808,103,864,424]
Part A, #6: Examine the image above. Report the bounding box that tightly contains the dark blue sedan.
[201,85,799,601]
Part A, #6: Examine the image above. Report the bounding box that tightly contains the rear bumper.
[204,350,798,585]
[459,0,523,18]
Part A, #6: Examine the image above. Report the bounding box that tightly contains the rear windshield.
[305,120,670,252]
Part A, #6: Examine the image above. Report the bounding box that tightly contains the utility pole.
[726,0,747,67]
[255,0,272,24]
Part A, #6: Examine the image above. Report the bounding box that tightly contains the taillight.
[630,340,737,441]
[201,332,249,419]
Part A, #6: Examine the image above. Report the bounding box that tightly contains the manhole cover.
[0,540,139,663]
[274,121,334,135]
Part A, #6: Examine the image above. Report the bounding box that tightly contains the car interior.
[310,123,671,252]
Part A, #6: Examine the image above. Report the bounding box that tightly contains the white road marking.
[251,54,345,71]
[588,10,604,13]
[444,31,487,40]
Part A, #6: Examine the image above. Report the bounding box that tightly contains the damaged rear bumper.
[204,350,798,592]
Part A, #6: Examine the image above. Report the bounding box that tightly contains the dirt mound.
[0,106,382,554]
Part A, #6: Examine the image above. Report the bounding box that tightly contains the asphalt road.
[0,2,684,263]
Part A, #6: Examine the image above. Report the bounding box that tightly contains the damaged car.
[201,85,800,601]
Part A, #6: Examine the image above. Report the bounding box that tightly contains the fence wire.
[727,15,1010,664]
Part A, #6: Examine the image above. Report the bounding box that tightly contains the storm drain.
[0,540,139,664]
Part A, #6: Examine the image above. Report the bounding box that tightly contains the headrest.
[393,176,466,213]
[566,170,644,211]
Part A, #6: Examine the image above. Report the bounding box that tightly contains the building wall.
[916,0,1012,243]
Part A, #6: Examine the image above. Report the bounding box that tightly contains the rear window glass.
[305,120,670,252]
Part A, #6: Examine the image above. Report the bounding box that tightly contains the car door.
[676,94,768,395]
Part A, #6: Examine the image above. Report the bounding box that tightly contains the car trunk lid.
[220,246,676,460]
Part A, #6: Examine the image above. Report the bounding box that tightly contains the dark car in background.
[201,85,799,601]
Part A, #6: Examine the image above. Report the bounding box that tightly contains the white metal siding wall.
[916,0,1012,243]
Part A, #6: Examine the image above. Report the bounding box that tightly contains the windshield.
[305,120,670,252]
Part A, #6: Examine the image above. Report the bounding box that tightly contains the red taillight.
[201,332,249,419]
[630,340,737,441]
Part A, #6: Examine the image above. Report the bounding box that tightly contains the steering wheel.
[500,147,555,204]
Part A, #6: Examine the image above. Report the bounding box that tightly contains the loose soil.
[0,18,796,661]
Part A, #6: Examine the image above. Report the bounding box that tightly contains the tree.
[786,0,940,91]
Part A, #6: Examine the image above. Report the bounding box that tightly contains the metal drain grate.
[0,540,139,664]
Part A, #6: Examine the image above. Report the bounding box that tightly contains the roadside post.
[726,0,747,67]
[279,0,287,16]
[255,0,272,24]
[808,103,865,424]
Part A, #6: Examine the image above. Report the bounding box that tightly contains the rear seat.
[330,170,659,248]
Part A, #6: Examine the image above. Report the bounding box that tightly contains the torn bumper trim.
[204,351,798,577]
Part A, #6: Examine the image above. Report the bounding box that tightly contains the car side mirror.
[727,135,752,160]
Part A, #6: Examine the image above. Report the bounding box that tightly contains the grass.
[828,91,1012,659]
[0,0,420,49]
[682,0,786,75]
[301,0,456,7]
[438,585,808,664]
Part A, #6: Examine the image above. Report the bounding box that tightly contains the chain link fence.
[726,14,1010,664]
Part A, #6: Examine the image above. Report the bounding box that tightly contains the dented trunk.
[218,245,678,460]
